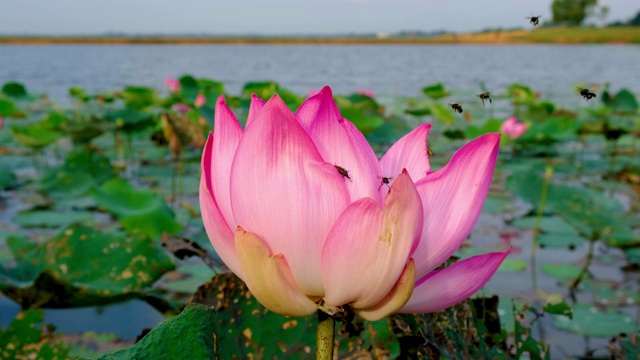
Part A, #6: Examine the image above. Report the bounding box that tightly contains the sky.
[0,0,636,35]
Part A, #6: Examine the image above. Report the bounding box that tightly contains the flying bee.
[526,16,541,26]
[379,176,392,190]
[477,92,492,107]
[427,146,434,157]
[449,102,463,113]
[334,165,352,182]
[578,87,597,101]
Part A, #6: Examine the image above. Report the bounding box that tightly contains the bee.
[379,176,392,190]
[449,102,463,114]
[334,165,352,182]
[578,88,597,101]
[477,92,492,107]
[526,16,541,26]
[427,146,434,157]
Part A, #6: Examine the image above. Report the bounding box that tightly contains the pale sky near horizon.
[0,0,636,35]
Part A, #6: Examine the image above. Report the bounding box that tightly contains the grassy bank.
[1,27,638,45]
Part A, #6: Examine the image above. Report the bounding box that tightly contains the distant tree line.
[551,0,640,26]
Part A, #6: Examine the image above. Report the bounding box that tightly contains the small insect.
[427,146,434,157]
[449,102,463,113]
[379,176,392,190]
[578,88,597,101]
[477,92,492,106]
[334,165,352,182]
[526,16,541,26]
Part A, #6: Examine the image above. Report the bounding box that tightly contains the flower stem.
[316,310,335,360]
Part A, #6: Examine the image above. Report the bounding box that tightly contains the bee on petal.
[334,165,352,182]
[449,102,463,114]
[379,176,393,190]
[427,146,434,157]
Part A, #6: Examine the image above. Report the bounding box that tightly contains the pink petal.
[230,94,350,296]
[164,78,180,92]
[400,250,509,313]
[412,133,500,279]
[199,141,241,277]
[208,96,243,230]
[234,227,317,316]
[379,123,432,191]
[354,259,415,321]
[245,94,265,129]
[194,94,206,108]
[296,86,381,203]
[321,170,423,308]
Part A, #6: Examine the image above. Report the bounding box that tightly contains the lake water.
[0,44,639,103]
[1,43,639,358]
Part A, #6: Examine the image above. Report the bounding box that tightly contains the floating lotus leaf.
[41,147,114,197]
[0,309,70,360]
[1,81,27,98]
[97,304,216,360]
[10,123,62,150]
[421,82,450,100]
[12,210,94,228]
[0,225,175,309]
[93,178,182,238]
[554,304,636,337]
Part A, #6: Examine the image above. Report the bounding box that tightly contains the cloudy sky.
[0,0,636,35]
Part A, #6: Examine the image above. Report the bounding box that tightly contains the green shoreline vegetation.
[1,27,639,45]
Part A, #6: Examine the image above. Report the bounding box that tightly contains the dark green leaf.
[12,210,94,228]
[0,165,16,190]
[98,304,216,360]
[0,309,70,360]
[2,81,27,98]
[120,86,156,109]
[554,304,636,337]
[543,301,572,319]
[421,82,450,99]
[94,178,182,238]
[0,225,175,308]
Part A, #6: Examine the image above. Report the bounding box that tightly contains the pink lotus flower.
[200,86,507,320]
[171,103,191,113]
[357,88,376,98]
[165,78,180,93]
[0,117,3,130]
[500,116,527,139]
[194,94,206,108]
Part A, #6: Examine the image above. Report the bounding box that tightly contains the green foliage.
[2,81,28,98]
[41,147,115,197]
[10,122,62,149]
[0,225,174,309]
[120,86,157,109]
[242,81,303,110]
[335,93,385,134]
[554,304,636,337]
[94,178,182,238]
[103,108,154,132]
[0,98,23,117]
[543,301,573,319]
[0,309,69,360]
[0,164,16,190]
[603,88,639,113]
[551,0,598,26]
[540,263,583,281]
[12,210,94,228]
[421,82,450,99]
[506,170,637,249]
[98,304,216,360]
[178,74,225,105]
